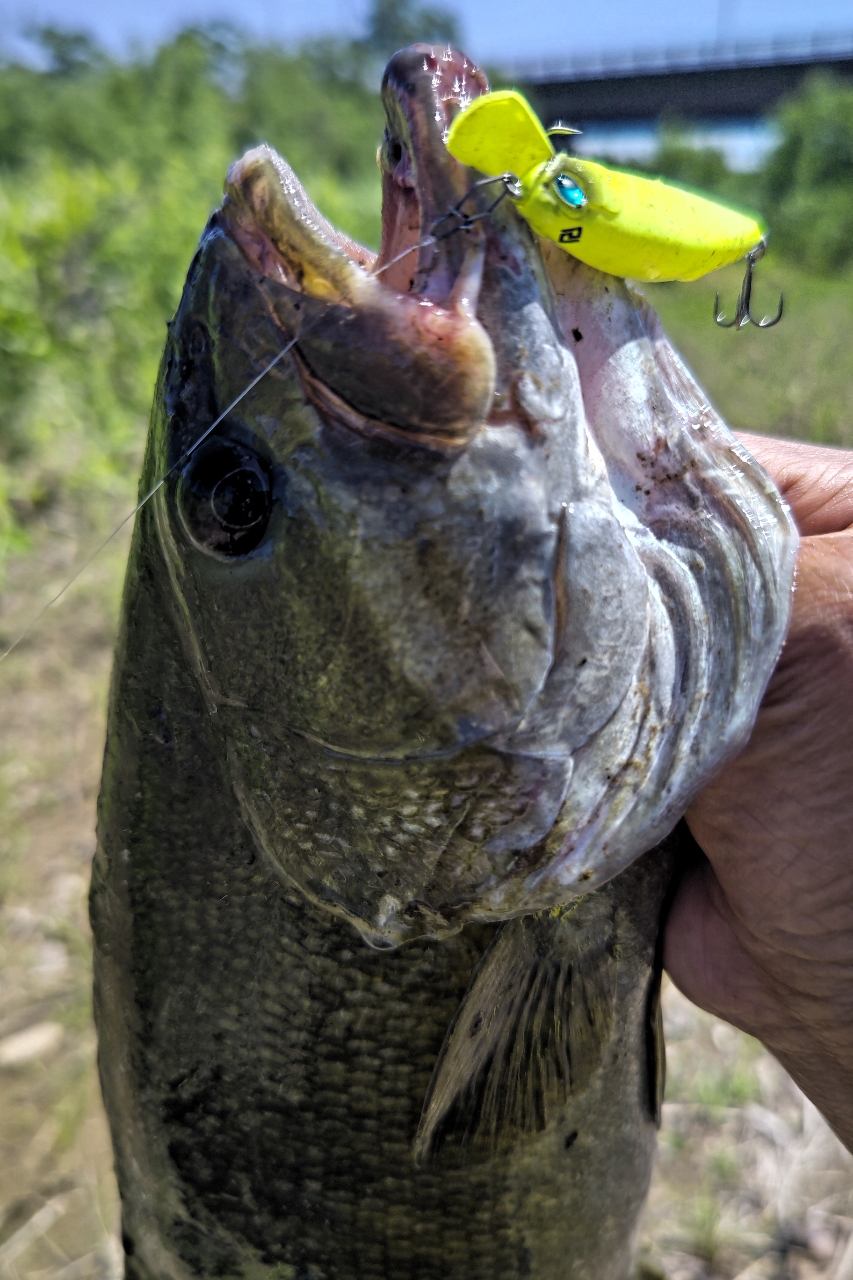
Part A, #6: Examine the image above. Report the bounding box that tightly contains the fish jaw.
[161,40,632,771]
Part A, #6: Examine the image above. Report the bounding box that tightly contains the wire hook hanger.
[714,239,784,330]
[428,171,521,240]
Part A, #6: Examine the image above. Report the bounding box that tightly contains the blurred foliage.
[363,0,460,60]
[0,22,390,568]
[647,256,853,447]
[0,18,850,579]
[765,74,853,273]
[635,128,757,210]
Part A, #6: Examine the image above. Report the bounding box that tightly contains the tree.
[364,0,461,61]
[764,74,853,272]
[26,26,105,77]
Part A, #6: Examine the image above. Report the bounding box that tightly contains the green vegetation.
[763,74,853,273]
[0,24,388,570]
[707,1144,740,1186]
[0,17,851,578]
[688,1193,722,1267]
[631,76,853,447]
[615,125,758,213]
[664,1016,763,1110]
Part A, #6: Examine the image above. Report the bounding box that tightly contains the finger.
[737,432,853,536]
[663,858,776,1034]
[788,530,853,639]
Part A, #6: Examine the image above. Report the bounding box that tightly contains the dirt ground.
[1,515,852,1280]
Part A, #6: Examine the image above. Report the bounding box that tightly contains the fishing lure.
[445,89,775,294]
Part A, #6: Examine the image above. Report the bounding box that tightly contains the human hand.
[664,433,853,1150]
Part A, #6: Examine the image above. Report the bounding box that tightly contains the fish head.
[156,45,585,756]
[142,46,793,944]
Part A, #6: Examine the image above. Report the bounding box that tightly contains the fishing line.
[0,174,514,665]
[0,334,301,665]
[372,235,438,277]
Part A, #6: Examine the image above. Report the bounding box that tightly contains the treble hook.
[714,238,784,330]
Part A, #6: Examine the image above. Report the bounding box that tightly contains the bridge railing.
[503,29,853,85]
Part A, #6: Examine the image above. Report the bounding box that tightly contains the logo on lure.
[445,89,783,325]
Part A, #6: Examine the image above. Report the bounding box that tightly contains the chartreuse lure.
[445,89,766,284]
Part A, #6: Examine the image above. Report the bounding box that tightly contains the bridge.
[504,31,853,126]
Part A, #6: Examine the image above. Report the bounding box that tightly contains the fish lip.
[222,44,491,302]
[221,145,373,302]
[293,347,469,453]
[222,153,496,444]
[374,45,489,298]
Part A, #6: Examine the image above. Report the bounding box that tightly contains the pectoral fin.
[415,904,617,1161]
[446,90,554,178]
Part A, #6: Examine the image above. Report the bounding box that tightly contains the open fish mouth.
[150,43,795,944]
[163,44,581,774]
[222,46,502,450]
[200,44,655,781]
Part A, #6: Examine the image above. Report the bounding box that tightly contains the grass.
[689,1192,723,1267]
[0,504,128,1275]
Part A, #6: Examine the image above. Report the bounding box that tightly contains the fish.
[91,43,797,1280]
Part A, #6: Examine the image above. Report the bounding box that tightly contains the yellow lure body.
[445,90,766,283]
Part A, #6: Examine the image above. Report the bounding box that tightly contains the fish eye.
[177,436,273,557]
[554,173,588,209]
[386,135,403,166]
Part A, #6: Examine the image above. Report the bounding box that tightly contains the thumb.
[663,856,776,1035]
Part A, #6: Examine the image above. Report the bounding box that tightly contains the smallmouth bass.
[92,43,796,1280]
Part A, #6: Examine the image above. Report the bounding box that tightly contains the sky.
[1,0,852,66]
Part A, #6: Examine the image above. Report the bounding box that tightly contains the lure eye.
[177,436,272,557]
[554,174,587,209]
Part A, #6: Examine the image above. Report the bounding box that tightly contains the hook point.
[755,292,784,329]
[713,292,737,329]
[713,244,783,332]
